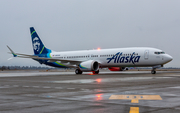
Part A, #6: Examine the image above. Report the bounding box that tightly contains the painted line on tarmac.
[109,95,162,103]
[23,86,30,88]
[67,88,75,89]
[13,85,19,87]
[43,86,51,88]
[168,86,180,89]
[131,99,139,103]
[2,84,78,91]
[32,86,40,88]
[55,87,63,89]
[109,95,162,113]
[129,107,139,113]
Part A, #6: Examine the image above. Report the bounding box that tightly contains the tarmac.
[0,71,180,113]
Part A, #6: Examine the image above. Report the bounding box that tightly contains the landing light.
[97,48,101,50]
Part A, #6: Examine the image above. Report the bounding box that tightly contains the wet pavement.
[0,71,180,113]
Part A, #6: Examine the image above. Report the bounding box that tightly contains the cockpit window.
[154,52,165,54]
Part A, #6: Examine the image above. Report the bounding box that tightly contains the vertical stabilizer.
[30,27,51,55]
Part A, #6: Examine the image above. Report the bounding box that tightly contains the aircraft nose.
[165,54,173,62]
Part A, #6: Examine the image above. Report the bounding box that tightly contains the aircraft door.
[144,50,149,60]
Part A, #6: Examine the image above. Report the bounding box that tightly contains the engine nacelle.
[108,67,126,71]
[79,60,99,71]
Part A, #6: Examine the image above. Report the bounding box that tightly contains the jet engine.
[108,67,127,71]
[79,60,99,71]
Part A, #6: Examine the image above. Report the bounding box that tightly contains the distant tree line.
[0,66,178,71]
[0,66,61,71]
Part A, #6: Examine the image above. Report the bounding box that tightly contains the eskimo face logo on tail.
[33,37,40,52]
[107,52,141,64]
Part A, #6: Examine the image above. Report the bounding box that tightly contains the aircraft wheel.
[93,70,99,74]
[151,70,156,74]
[78,71,82,74]
[75,69,82,74]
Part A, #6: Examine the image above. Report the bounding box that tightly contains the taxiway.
[0,71,180,113]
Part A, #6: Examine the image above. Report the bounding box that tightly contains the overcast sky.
[0,0,180,67]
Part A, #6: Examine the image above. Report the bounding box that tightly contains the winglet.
[7,45,17,57]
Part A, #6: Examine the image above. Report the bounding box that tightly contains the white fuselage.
[50,47,172,68]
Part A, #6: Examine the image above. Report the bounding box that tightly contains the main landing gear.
[151,68,156,74]
[75,69,100,74]
[92,70,99,74]
[75,69,82,74]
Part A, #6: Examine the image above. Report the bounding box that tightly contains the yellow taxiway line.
[109,95,162,113]
[109,95,162,103]
[129,107,139,113]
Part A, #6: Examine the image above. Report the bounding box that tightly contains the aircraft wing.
[7,46,82,65]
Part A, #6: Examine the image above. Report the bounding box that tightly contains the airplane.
[7,27,173,74]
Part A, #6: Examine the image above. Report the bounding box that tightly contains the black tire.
[151,70,156,74]
[75,69,79,74]
[79,71,82,74]
[75,69,82,74]
[93,70,99,74]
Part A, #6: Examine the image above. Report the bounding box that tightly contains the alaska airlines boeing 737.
[7,27,173,74]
